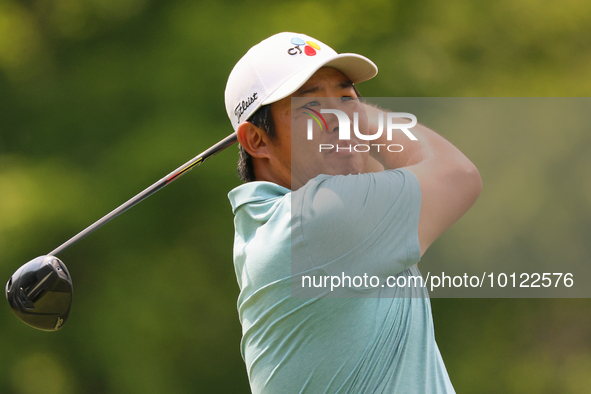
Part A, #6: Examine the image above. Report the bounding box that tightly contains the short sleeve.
[290,168,422,280]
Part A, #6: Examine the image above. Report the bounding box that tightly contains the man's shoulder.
[293,168,420,208]
[228,168,420,215]
[292,169,423,284]
[228,181,291,213]
[292,169,421,253]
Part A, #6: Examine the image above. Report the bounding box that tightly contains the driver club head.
[5,255,72,331]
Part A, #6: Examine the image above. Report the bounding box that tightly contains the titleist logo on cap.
[234,92,258,123]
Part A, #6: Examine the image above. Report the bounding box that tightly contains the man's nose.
[321,108,353,138]
[324,115,341,134]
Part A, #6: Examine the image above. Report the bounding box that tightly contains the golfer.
[225,32,482,393]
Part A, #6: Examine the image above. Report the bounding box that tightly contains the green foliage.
[1,0,590,392]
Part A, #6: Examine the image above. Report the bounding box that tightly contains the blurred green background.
[1,0,590,393]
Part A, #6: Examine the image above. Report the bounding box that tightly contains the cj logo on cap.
[288,37,321,56]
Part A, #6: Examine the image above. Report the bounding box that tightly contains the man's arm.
[364,104,483,256]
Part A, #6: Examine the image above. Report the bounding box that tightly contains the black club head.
[5,256,72,331]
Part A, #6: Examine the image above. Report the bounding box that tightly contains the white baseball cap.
[224,32,378,130]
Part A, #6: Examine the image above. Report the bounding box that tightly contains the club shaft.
[49,132,238,256]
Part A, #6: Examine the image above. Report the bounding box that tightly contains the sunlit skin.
[237,67,370,190]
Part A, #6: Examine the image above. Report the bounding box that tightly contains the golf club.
[6,132,238,331]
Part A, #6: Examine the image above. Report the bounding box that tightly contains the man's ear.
[236,122,271,159]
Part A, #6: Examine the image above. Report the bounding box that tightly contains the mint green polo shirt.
[229,169,455,393]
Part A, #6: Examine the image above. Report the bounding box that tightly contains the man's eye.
[304,100,320,107]
[341,96,356,102]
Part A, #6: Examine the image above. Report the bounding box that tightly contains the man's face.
[268,67,369,190]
